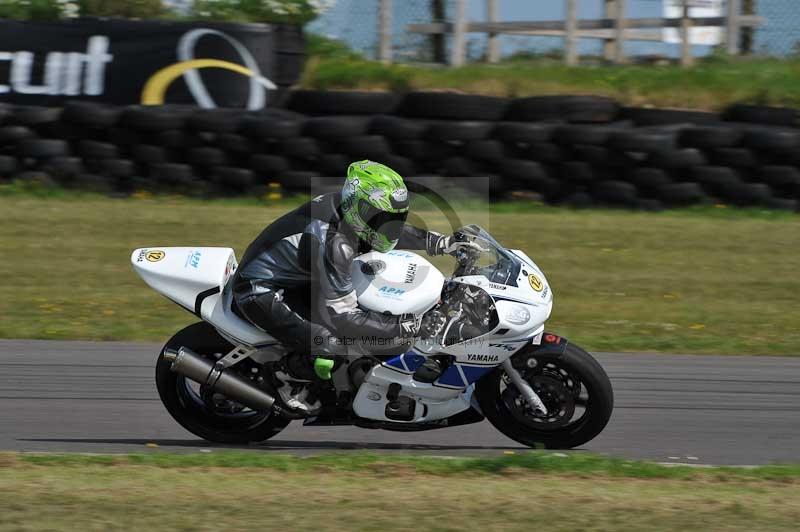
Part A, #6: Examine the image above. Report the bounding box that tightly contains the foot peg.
[384,383,416,421]
[385,396,416,421]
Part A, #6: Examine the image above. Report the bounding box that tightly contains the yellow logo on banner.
[140,28,277,107]
[141,59,275,105]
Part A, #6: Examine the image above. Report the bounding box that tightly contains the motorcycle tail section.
[131,247,237,313]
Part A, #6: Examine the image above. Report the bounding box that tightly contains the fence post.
[378,0,393,64]
[740,0,754,54]
[565,0,578,66]
[726,0,740,55]
[451,0,467,66]
[613,0,626,64]
[486,0,500,63]
[680,0,693,67]
[603,0,615,61]
[431,0,446,63]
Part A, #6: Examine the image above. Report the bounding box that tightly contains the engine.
[420,281,499,346]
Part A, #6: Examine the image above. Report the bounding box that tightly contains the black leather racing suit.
[231,192,443,360]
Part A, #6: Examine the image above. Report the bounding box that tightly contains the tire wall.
[1,93,799,210]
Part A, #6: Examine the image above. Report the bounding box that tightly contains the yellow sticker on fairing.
[528,273,543,292]
[146,250,165,262]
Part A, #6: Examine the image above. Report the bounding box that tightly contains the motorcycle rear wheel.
[476,341,613,449]
[155,322,290,444]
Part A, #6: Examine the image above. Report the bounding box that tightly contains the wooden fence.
[378,0,764,67]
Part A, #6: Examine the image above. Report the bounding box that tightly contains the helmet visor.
[359,200,408,242]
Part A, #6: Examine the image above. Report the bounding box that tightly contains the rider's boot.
[273,353,338,416]
[233,284,341,416]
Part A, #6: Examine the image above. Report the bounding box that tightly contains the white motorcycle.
[132,225,613,449]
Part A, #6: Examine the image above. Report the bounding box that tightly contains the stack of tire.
[0,94,798,210]
[0,102,321,196]
[278,90,402,193]
[565,104,800,211]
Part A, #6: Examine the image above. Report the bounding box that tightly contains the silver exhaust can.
[165,346,276,412]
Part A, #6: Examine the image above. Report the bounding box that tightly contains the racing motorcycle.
[131,225,613,449]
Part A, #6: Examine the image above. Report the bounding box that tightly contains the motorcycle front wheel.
[475,341,613,449]
[155,322,290,444]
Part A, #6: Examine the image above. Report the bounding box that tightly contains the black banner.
[0,18,305,108]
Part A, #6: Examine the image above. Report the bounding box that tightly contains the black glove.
[430,233,486,257]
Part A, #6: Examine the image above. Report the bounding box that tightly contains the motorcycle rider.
[232,160,476,414]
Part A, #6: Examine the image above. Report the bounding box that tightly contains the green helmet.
[341,160,409,253]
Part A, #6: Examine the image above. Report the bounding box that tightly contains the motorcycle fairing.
[131,246,236,314]
[131,246,279,347]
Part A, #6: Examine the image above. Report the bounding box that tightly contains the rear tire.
[476,342,613,449]
[155,322,290,444]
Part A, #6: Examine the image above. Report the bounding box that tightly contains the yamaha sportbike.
[132,225,613,448]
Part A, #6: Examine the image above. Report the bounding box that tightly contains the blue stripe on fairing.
[436,365,465,387]
[384,351,426,374]
[386,355,491,388]
[460,365,493,384]
[402,352,426,372]
[384,355,407,372]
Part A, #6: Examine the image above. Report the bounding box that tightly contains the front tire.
[155,322,290,444]
[476,341,613,449]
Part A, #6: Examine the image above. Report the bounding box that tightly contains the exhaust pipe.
[164,347,276,412]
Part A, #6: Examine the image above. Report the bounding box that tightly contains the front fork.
[501,359,548,416]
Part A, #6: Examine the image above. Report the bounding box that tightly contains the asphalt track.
[1,339,798,465]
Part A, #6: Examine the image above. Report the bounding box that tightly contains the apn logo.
[186,251,202,269]
[378,286,405,296]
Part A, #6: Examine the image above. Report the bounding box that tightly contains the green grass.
[303,35,800,110]
[13,451,800,480]
[1,193,799,355]
[1,451,799,531]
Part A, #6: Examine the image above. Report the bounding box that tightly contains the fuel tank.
[351,250,444,315]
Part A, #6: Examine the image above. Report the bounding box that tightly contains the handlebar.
[455,245,482,267]
[451,229,488,271]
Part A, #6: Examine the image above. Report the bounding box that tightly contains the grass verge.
[303,35,800,110]
[1,451,799,531]
[12,450,800,479]
[1,193,799,354]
